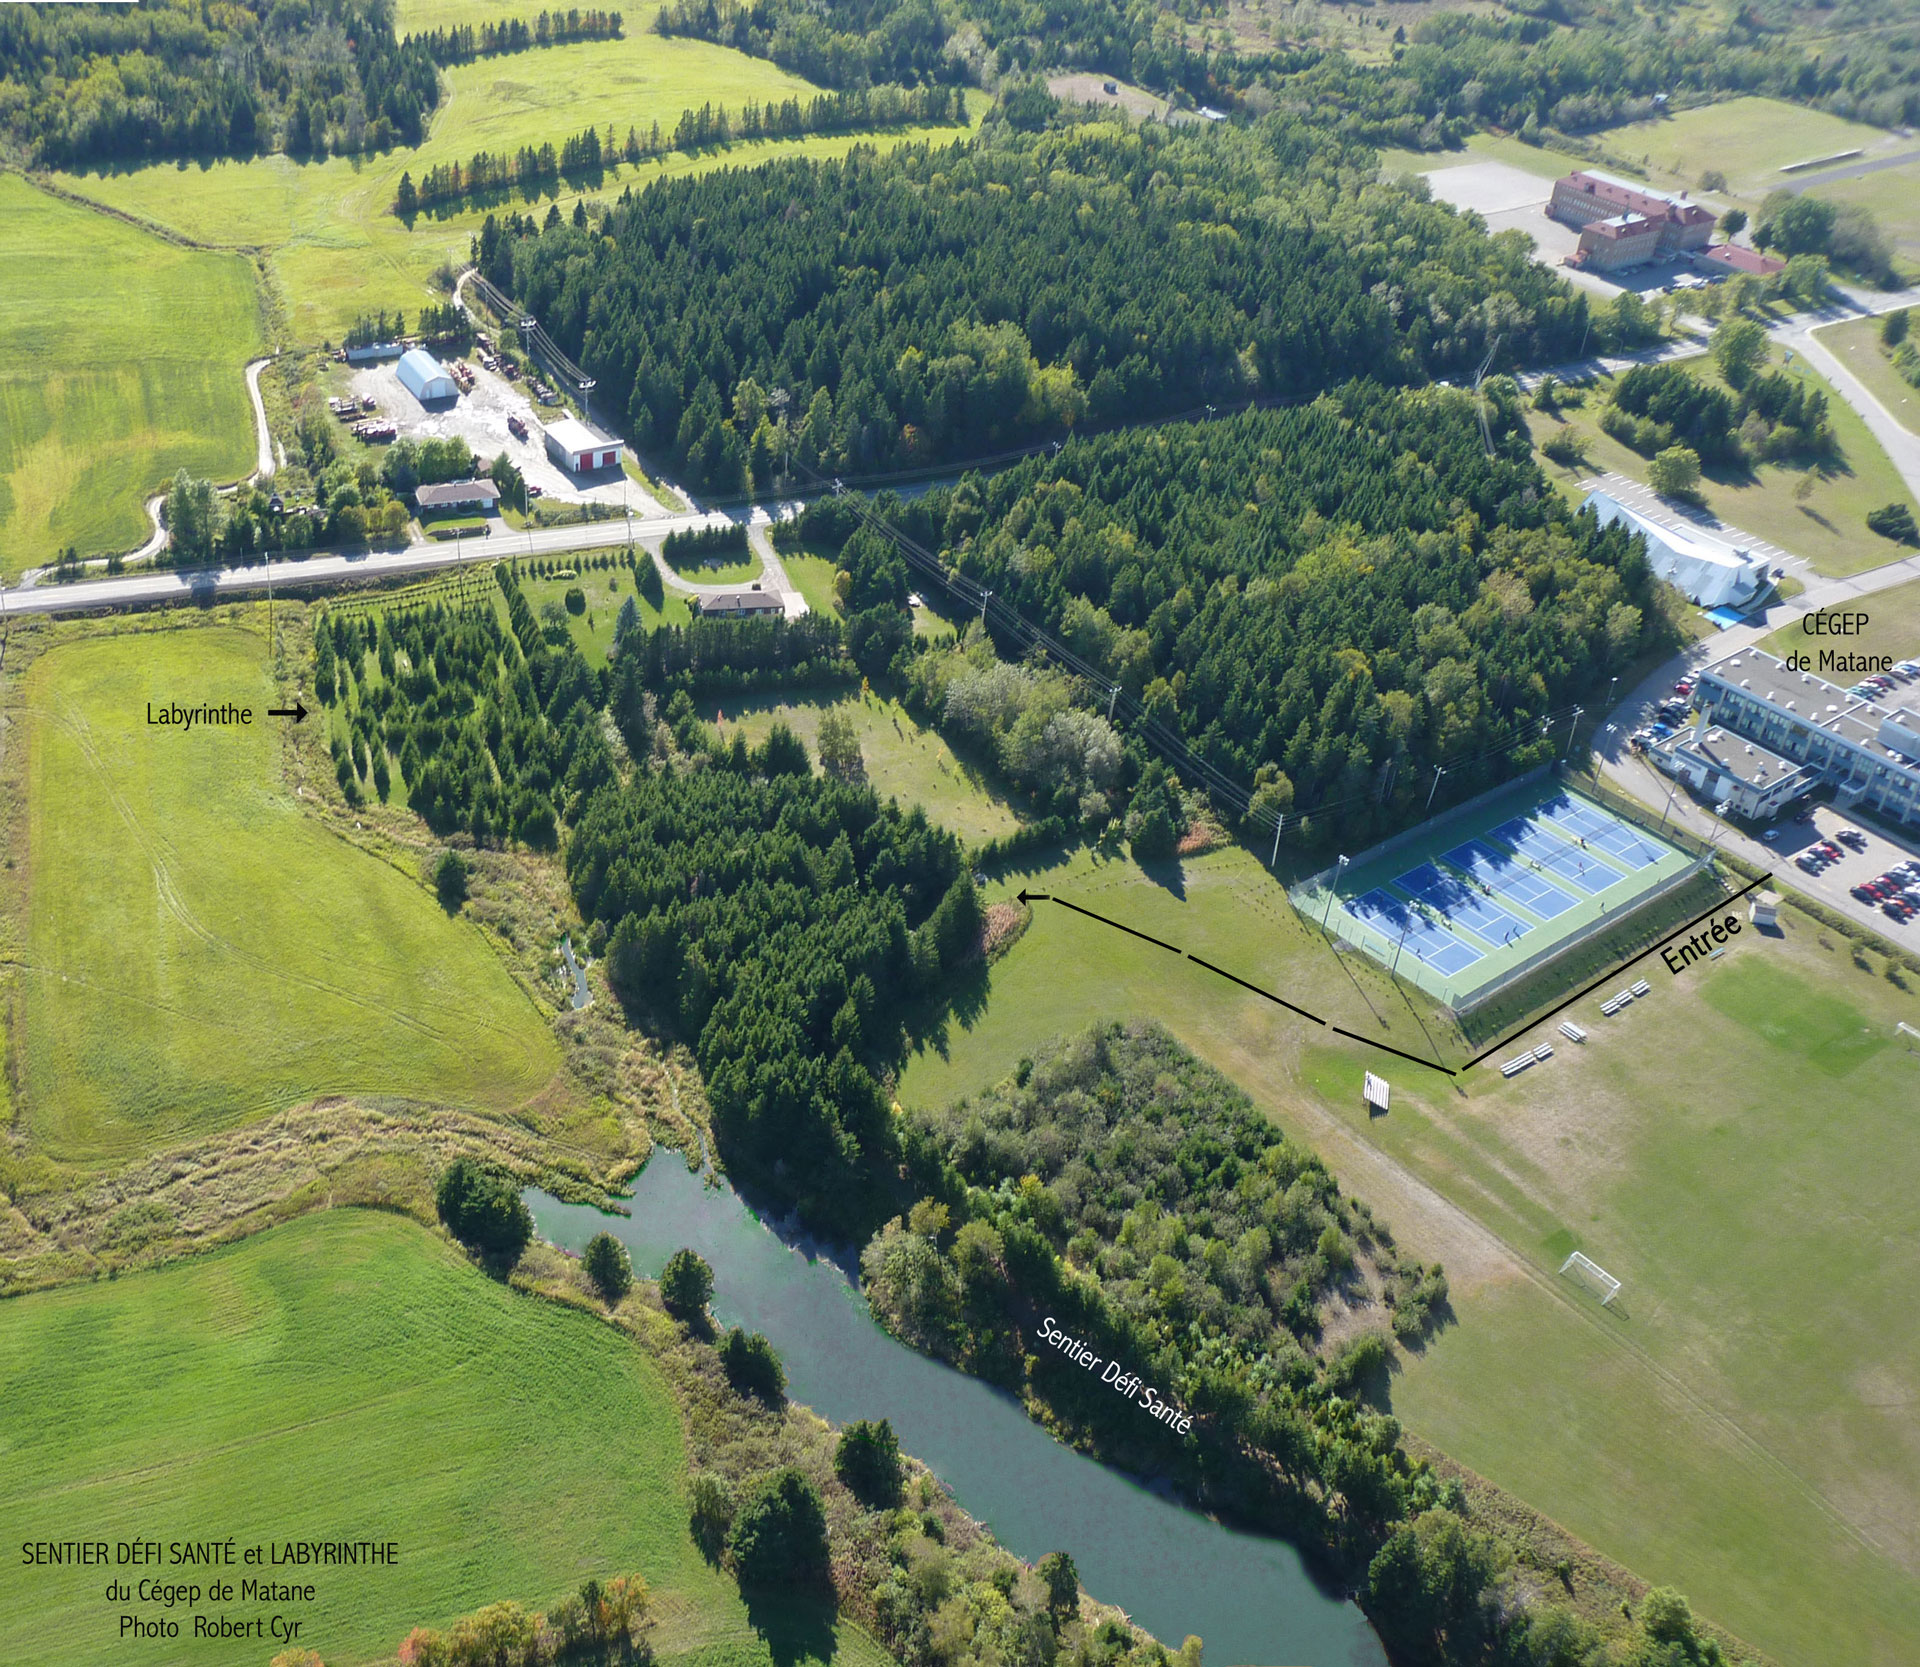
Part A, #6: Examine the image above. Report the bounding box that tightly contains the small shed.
[543,415,621,473]
[397,348,457,403]
[1749,890,1780,928]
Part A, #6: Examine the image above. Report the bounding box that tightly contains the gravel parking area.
[350,358,664,514]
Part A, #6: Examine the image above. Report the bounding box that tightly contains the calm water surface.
[527,1160,1385,1667]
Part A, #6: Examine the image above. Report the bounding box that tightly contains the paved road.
[1794,311,1920,503]
[0,508,731,618]
[1779,148,1920,194]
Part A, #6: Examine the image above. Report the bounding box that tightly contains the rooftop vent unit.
[1741,679,1751,688]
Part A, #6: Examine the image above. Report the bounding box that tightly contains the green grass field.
[1818,314,1920,438]
[666,546,765,586]
[0,1209,887,1667]
[1604,97,1905,203]
[0,176,265,579]
[48,11,981,344]
[699,687,1021,844]
[1760,571,1920,665]
[783,552,846,619]
[1810,161,1920,279]
[513,559,692,665]
[1530,340,1920,577]
[901,840,1920,1665]
[17,622,559,1162]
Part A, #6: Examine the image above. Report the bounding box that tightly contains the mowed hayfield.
[0,1209,887,1667]
[699,686,1022,845]
[0,176,264,579]
[1605,96,1909,204]
[49,7,981,344]
[17,622,559,1162]
[901,841,1920,1665]
[1529,339,1920,577]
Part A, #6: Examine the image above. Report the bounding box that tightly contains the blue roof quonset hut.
[397,347,457,403]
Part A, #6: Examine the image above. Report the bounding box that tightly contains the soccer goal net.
[1560,1251,1621,1306]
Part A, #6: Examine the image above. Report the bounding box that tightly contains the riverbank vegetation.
[878,1020,1757,1667]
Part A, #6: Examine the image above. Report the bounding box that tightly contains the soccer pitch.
[1294,777,1700,1011]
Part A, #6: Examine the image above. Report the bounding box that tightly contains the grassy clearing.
[1605,97,1904,201]
[700,686,1021,844]
[666,549,764,586]
[1818,314,1920,438]
[0,176,264,579]
[1380,130,1572,183]
[49,13,981,344]
[0,1208,874,1667]
[901,841,1920,1665]
[1529,340,1920,577]
[1760,572,1920,664]
[16,621,558,1164]
[513,558,691,665]
[1810,161,1920,279]
[784,552,845,618]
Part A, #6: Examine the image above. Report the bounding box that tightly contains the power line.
[803,466,1598,839]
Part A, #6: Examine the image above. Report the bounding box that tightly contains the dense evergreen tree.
[658,1246,715,1319]
[435,1158,534,1260]
[583,1231,633,1301]
[870,384,1663,844]
[726,1469,829,1587]
[494,112,1591,493]
[0,0,439,167]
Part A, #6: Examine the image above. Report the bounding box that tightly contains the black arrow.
[267,701,308,723]
[1017,890,1456,1074]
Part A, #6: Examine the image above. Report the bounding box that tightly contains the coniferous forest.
[821,384,1666,846]
[488,112,1594,495]
[0,0,440,167]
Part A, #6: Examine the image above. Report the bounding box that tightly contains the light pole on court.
[1321,854,1350,930]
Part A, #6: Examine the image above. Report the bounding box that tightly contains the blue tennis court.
[1489,816,1621,896]
[1394,862,1534,947]
[1538,794,1666,869]
[1442,839,1578,920]
[1347,889,1484,975]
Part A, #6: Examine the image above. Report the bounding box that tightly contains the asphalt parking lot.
[349,358,663,514]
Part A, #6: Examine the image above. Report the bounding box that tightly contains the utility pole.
[1269,813,1284,870]
[1427,764,1446,813]
[1107,684,1119,723]
[1564,705,1583,756]
[980,588,992,628]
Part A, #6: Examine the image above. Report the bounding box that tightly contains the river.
[526,1161,1385,1667]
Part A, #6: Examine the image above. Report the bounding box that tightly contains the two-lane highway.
[0,506,734,618]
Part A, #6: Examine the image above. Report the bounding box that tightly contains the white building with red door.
[543,416,621,474]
